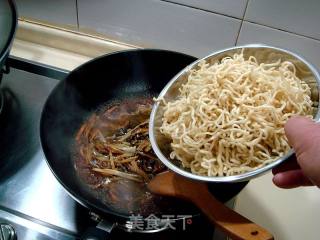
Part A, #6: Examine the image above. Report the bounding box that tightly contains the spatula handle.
[191,189,274,240]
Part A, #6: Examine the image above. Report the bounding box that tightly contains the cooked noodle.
[159,52,314,176]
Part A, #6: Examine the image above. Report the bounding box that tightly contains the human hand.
[272,116,320,188]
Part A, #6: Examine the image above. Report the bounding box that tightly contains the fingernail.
[272,174,281,185]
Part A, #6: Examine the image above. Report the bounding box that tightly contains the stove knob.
[0,224,16,240]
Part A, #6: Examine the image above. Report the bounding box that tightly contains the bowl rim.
[149,44,320,182]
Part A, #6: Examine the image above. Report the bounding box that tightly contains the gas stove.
[0,57,229,240]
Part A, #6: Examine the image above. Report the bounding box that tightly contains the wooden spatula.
[148,171,274,240]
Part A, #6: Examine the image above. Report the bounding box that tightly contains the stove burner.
[0,224,16,240]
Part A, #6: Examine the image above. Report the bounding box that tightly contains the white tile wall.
[245,0,320,40]
[237,21,320,70]
[77,0,241,57]
[160,0,248,18]
[16,0,78,27]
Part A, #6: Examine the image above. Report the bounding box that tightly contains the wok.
[0,0,17,115]
[0,0,17,81]
[40,49,248,238]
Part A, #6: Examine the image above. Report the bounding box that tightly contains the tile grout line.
[75,0,79,30]
[244,20,320,43]
[159,0,320,44]
[235,0,250,45]
[159,0,241,20]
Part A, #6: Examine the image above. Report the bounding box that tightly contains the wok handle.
[0,61,10,86]
[81,219,114,240]
[81,227,111,240]
[191,189,274,240]
[1,62,10,74]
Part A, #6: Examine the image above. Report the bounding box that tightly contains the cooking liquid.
[73,98,196,216]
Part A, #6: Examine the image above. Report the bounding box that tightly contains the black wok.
[40,49,248,238]
[0,0,17,73]
[0,0,17,112]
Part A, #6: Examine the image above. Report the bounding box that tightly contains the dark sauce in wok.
[73,98,197,216]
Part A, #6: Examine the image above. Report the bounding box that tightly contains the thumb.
[284,116,320,187]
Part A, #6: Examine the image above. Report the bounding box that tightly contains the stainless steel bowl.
[149,44,320,182]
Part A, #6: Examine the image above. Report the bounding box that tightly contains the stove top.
[0,60,90,239]
[0,57,227,240]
